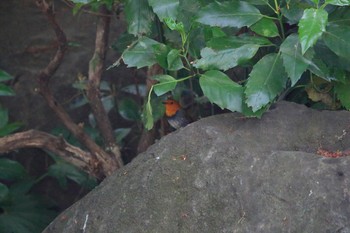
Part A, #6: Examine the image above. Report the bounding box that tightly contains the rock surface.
[43,102,350,233]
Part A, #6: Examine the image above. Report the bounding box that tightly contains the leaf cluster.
[115,0,350,129]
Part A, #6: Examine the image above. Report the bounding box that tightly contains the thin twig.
[35,0,119,178]
[86,5,123,168]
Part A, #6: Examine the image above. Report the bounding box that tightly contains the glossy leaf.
[0,183,9,201]
[323,24,350,60]
[152,74,177,96]
[207,35,272,49]
[0,122,22,137]
[118,98,141,121]
[0,70,13,82]
[69,95,88,109]
[335,81,350,110]
[101,95,115,113]
[0,159,27,181]
[148,0,179,21]
[0,107,8,128]
[308,57,332,81]
[280,3,305,24]
[195,45,259,71]
[48,161,97,190]
[111,33,137,53]
[167,49,184,71]
[200,70,243,112]
[245,53,288,112]
[121,84,148,97]
[328,7,350,25]
[153,43,171,69]
[196,1,263,28]
[124,0,154,36]
[143,99,154,130]
[0,191,56,233]
[0,83,15,96]
[280,34,310,86]
[122,37,160,68]
[114,128,132,144]
[143,96,165,130]
[250,18,279,37]
[70,0,89,3]
[298,8,328,54]
[325,0,350,5]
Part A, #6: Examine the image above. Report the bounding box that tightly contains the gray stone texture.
[44,102,350,233]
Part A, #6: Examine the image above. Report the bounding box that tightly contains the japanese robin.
[162,99,191,129]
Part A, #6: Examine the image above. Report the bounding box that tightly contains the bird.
[162,98,191,129]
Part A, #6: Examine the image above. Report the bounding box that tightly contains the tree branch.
[34,0,120,178]
[0,130,98,176]
[86,5,123,168]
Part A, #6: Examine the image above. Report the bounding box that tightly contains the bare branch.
[35,0,120,177]
[86,5,123,168]
[0,130,98,177]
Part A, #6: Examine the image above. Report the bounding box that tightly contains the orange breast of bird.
[163,99,190,129]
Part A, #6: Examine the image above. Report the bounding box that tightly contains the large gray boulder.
[43,102,350,233]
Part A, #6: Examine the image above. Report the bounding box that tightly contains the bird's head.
[162,99,181,117]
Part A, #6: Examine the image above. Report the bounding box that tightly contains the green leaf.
[328,7,350,25]
[308,57,332,81]
[152,75,177,96]
[114,128,132,144]
[280,3,307,24]
[0,70,13,82]
[164,17,185,33]
[323,24,350,61]
[335,81,350,110]
[200,70,243,112]
[9,178,36,195]
[48,161,97,190]
[250,18,279,37]
[0,192,56,233]
[153,43,171,69]
[325,0,350,6]
[206,35,272,49]
[194,33,272,71]
[142,95,165,130]
[0,159,27,181]
[121,84,148,97]
[196,1,263,28]
[241,100,268,118]
[167,49,184,71]
[143,99,154,130]
[111,33,137,53]
[148,0,179,21]
[124,0,154,36]
[0,83,15,96]
[245,53,288,112]
[0,107,9,128]
[0,122,22,136]
[118,98,141,121]
[310,0,320,5]
[69,95,88,109]
[298,8,328,54]
[122,37,160,68]
[0,183,9,202]
[280,34,310,86]
[195,45,259,71]
[70,0,89,3]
